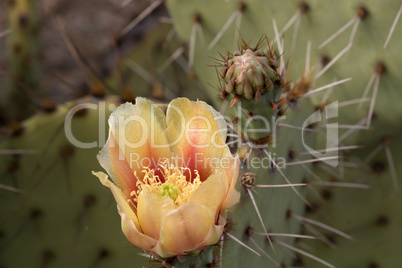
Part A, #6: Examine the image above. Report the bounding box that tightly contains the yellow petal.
[120,210,158,252]
[137,191,177,240]
[159,202,216,254]
[200,213,226,248]
[107,98,171,182]
[93,171,158,251]
[190,173,227,221]
[186,214,226,256]
[165,98,228,181]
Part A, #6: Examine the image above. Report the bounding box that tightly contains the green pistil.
[158,183,179,200]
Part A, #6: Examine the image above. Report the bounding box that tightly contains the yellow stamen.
[130,161,201,206]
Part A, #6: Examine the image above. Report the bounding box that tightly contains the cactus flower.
[93,97,240,258]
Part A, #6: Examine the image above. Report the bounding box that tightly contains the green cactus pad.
[0,96,150,267]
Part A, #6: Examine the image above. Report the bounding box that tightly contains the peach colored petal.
[137,191,177,240]
[221,155,241,210]
[165,98,228,182]
[197,213,226,249]
[159,202,216,254]
[187,214,226,256]
[94,171,159,252]
[120,210,158,252]
[97,135,139,197]
[190,173,228,222]
[107,98,171,181]
[149,242,176,258]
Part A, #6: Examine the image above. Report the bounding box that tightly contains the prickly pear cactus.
[0,96,151,267]
[221,96,317,267]
[166,1,325,265]
[0,8,209,266]
[301,135,402,268]
[167,0,402,140]
[1,0,402,267]
[218,40,285,141]
[105,21,210,103]
[166,0,402,267]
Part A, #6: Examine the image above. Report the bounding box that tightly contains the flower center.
[158,183,179,200]
[131,161,201,206]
